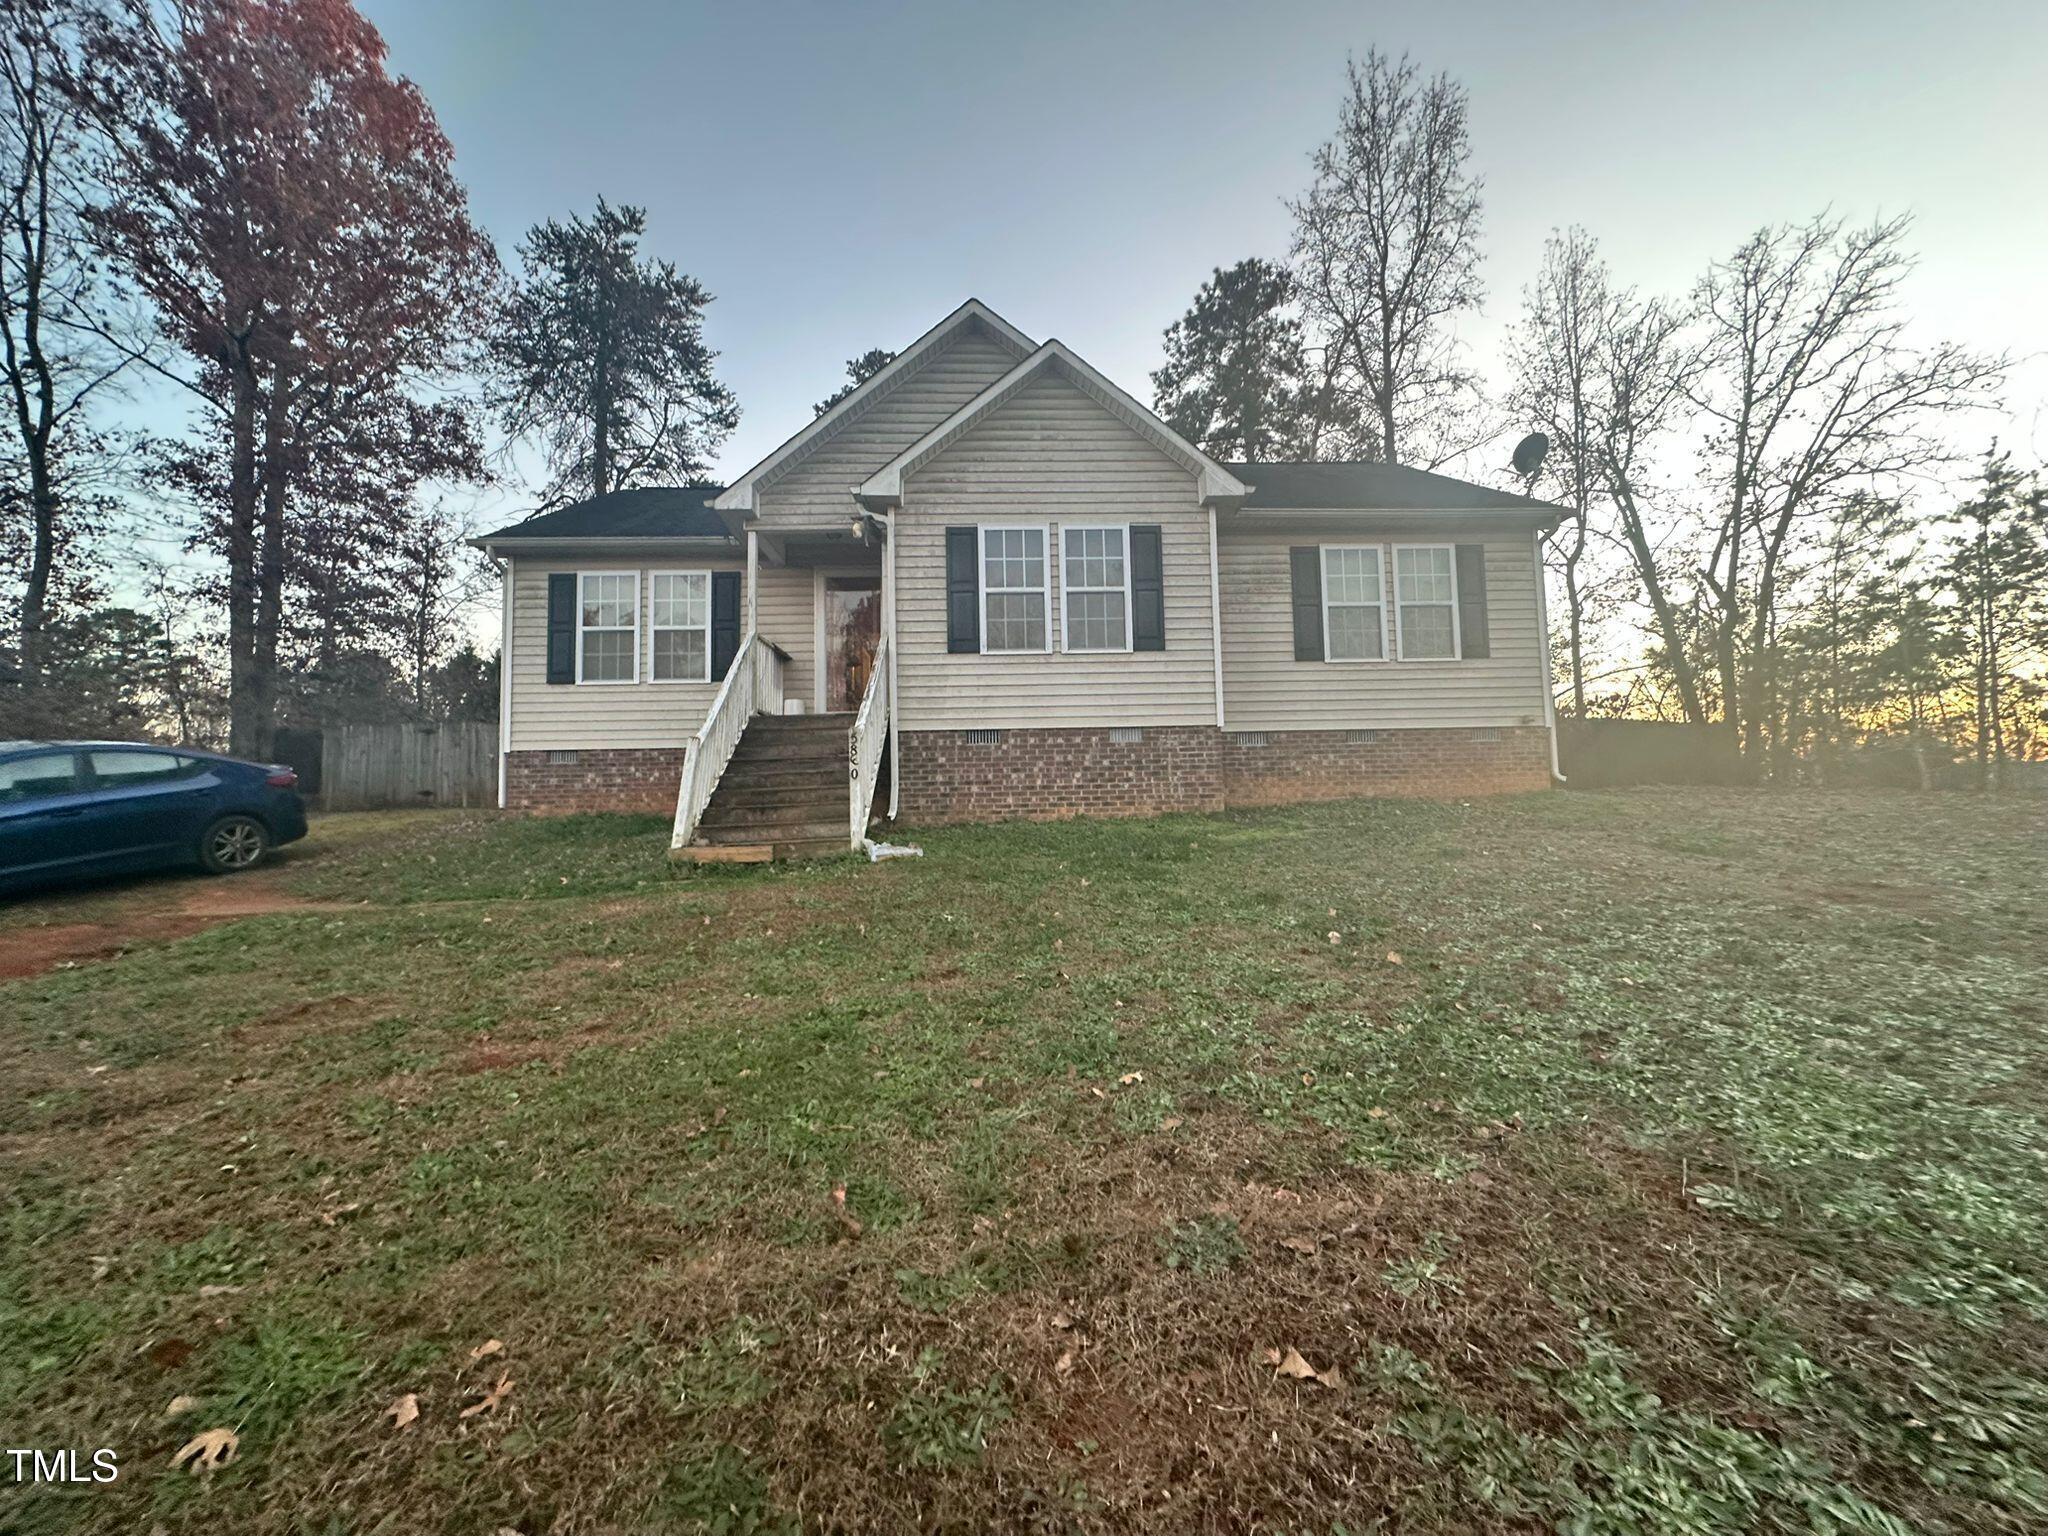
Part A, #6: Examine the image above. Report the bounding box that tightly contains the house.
[473,300,1564,860]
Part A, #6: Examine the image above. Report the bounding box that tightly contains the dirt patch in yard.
[0,873,351,979]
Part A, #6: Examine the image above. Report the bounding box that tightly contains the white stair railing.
[670,632,783,852]
[847,633,891,849]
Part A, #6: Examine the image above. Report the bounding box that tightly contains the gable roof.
[712,299,1037,515]
[1227,460,1559,516]
[475,486,736,546]
[856,341,1253,508]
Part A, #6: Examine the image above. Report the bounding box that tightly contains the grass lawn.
[3,789,2046,1534]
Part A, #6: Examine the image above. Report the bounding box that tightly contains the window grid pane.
[1400,605,1456,660]
[1323,546,1384,661]
[1062,526,1129,650]
[983,528,1048,652]
[650,573,708,629]
[1395,547,1454,604]
[582,628,634,681]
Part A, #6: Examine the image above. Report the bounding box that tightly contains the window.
[649,571,710,682]
[577,571,638,683]
[88,749,192,788]
[0,752,78,804]
[1061,525,1131,652]
[980,526,1049,653]
[1394,545,1459,660]
[1320,545,1386,661]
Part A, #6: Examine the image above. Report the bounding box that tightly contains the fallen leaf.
[1279,1236,1319,1255]
[831,1185,863,1240]
[385,1393,420,1430]
[196,1284,242,1299]
[1159,1116,1183,1132]
[713,1105,727,1126]
[1117,1071,1144,1087]
[1385,951,1404,966]
[171,1427,238,1475]
[468,1338,504,1363]
[1054,1348,1076,1376]
[1274,1348,1319,1381]
[1327,931,1341,944]
[460,1374,513,1419]
[89,1255,112,1282]
[163,1394,200,1420]
[1051,1311,1075,1331]
[1300,1071,1316,1088]
[967,1077,986,1090]
[318,1201,362,1227]
[147,1337,194,1370]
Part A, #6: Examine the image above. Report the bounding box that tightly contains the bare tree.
[1592,290,1710,726]
[1689,213,2004,764]
[1287,49,1485,467]
[1507,227,1609,716]
[1,0,132,692]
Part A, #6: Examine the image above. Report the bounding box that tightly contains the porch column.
[745,527,759,631]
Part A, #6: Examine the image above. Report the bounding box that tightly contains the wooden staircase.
[680,712,855,862]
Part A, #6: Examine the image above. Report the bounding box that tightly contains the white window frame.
[575,570,640,685]
[1319,543,1390,664]
[646,569,713,684]
[1058,521,1134,654]
[1392,543,1462,662]
[977,522,1053,656]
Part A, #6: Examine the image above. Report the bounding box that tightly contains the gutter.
[1532,528,1567,785]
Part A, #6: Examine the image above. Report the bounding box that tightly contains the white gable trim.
[712,299,1037,515]
[853,341,1253,508]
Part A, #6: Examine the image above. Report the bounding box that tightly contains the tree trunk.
[251,366,291,758]
[225,348,263,758]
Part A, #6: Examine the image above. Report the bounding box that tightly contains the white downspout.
[495,553,512,808]
[1532,528,1566,784]
[1207,505,1226,731]
[882,509,901,819]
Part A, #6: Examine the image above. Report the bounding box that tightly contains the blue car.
[0,741,309,895]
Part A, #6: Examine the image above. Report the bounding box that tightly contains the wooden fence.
[319,722,497,811]
[1557,719,1747,788]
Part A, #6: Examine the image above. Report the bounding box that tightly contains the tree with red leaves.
[75,0,494,754]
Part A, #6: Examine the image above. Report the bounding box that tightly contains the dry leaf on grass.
[468,1338,504,1362]
[831,1185,862,1240]
[1117,1071,1144,1087]
[459,1375,513,1419]
[385,1393,420,1430]
[1279,1235,1319,1255]
[1327,931,1341,944]
[195,1284,242,1299]
[1054,1349,1076,1376]
[1050,1311,1075,1331]
[318,1201,362,1227]
[1385,950,1404,965]
[171,1427,238,1475]
[1160,1116,1183,1132]
[1267,1347,1342,1388]
[162,1394,200,1420]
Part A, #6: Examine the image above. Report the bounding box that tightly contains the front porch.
[669,517,897,863]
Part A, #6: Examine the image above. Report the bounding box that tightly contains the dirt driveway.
[0,850,348,980]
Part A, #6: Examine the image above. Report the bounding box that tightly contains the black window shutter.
[945,527,979,653]
[1130,524,1165,651]
[710,570,741,680]
[545,573,576,684]
[1455,544,1490,659]
[1289,546,1324,662]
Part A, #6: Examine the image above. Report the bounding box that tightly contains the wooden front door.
[825,577,882,712]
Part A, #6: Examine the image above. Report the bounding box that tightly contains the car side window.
[87,750,193,789]
[0,753,81,805]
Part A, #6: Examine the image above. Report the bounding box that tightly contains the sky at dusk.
[345,0,2046,512]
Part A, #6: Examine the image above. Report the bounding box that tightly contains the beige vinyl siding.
[754,328,1022,528]
[895,372,1218,730]
[1217,527,1548,732]
[507,555,742,752]
[754,562,816,710]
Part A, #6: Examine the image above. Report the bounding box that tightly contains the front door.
[825,577,882,712]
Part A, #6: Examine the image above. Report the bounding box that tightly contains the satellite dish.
[1511,431,1550,478]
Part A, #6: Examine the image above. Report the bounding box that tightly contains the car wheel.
[199,814,269,874]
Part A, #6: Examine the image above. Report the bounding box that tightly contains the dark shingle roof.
[478,486,735,542]
[1226,461,1558,514]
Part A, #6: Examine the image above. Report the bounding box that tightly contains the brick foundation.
[897,726,1225,824]
[504,747,684,814]
[1220,725,1552,805]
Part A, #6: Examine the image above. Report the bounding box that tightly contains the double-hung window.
[577,572,638,683]
[1394,545,1459,660]
[1321,545,1386,661]
[981,526,1049,653]
[1061,525,1131,652]
[649,571,710,682]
